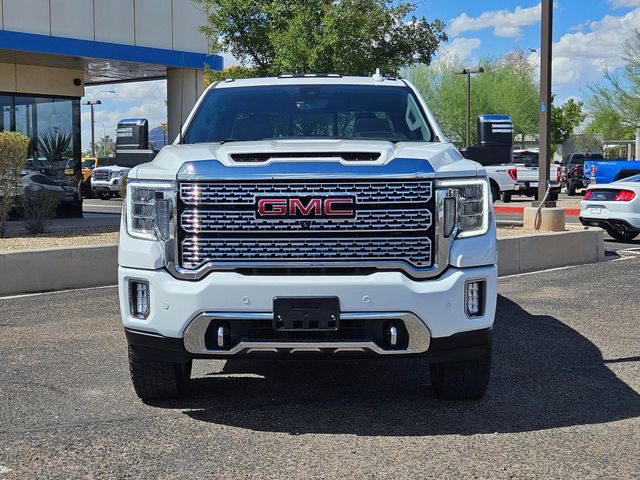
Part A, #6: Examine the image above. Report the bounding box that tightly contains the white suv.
[119,74,497,402]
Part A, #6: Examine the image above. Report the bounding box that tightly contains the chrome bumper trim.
[183,311,431,356]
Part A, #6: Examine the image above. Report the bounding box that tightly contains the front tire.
[606,228,639,243]
[430,349,491,400]
[128,346,192,401]
[490,182,500,204]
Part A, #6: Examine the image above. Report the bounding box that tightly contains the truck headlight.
[438,179,490,238]
[126,181,176,241]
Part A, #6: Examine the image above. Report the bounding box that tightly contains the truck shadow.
[167,295,640,436]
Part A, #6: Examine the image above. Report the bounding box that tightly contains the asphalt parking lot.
[1,257,639,479]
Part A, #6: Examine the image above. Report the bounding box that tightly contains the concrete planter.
[0,244,118,296]
[0,229,606,296]
[497,228,605,276]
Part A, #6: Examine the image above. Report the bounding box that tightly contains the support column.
[167,68,205,144]
[636,129,640,160]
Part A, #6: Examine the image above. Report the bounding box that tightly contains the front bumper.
[517,181,561,192]
[580,201,640,230]
[91,179,122,193]
[580,217,640,232]
[119,264,497,359]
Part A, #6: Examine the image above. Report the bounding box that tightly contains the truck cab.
[118,74,497,402]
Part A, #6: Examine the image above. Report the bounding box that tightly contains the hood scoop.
[229,152,382,163]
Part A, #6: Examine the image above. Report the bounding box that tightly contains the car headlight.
[438,178,490,238]
[112,171,124,177]
[126,181,176,241]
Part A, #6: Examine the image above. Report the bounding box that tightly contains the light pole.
[84,89,115,157]
[538,0,553,205]
[455,66,485,147]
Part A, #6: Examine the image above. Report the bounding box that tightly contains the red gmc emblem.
[256,197,355,218]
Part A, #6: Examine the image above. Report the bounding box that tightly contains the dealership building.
[0,0,222,205]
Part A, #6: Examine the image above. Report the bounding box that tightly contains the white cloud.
[438,37,482,63]
[610,0,640,8]
[449,3,541,38]
[529,8,640,87]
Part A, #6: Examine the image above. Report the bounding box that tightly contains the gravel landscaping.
[0,227,118,252]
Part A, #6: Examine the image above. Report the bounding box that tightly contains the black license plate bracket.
[273,297,340,331]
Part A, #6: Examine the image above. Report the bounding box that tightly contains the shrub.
[119,174,128,199]
[0,132,30,237]
[18,189,61,234]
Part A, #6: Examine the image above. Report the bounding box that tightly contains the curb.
[497,228,605,276]
[494,206,581,217]
[0,229,605,296]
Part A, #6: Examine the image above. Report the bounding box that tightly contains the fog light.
[465,280,485,318]
[129,280,150,319]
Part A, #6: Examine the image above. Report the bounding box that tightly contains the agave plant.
[37,129,72,162]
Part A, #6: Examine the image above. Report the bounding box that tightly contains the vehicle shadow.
[161,295,640,436]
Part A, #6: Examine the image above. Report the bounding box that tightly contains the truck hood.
[129,140,482,181]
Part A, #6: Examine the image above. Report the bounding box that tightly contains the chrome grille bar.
[180,208,432,234]
[181,236,432,270]
[180,181,432,206]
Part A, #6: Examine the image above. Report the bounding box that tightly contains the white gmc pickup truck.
[119,74,497,402]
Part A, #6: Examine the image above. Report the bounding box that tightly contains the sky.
[81,0,639,150]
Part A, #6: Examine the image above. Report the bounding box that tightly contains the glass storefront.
[0,93,82,214]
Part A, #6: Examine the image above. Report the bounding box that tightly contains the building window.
[2,94,80,182]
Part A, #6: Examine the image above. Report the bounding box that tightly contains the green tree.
[587,30,640,131]
[195,0,446,76]
[406,53,539,147]
[551,98,587,154]
[585,107,635,140]
[205,65,257,86]
[85,135,116,157]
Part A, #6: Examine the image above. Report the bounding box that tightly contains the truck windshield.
[183,84,434,144]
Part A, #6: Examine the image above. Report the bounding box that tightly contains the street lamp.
[538,0,553,205]
[84,89,115,157]
[454,66,485,147]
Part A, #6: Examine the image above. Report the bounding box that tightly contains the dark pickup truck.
[561,152,603,196]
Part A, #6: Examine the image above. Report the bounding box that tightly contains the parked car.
[20,170,76,204]
[561,152,604,196]
[502,149,561,202]
[584,158,640,185]
[580,174,640,242]
[91,165,130,200]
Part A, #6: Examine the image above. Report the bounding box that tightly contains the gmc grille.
[92,170,110,181]
[177,180,435,275]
